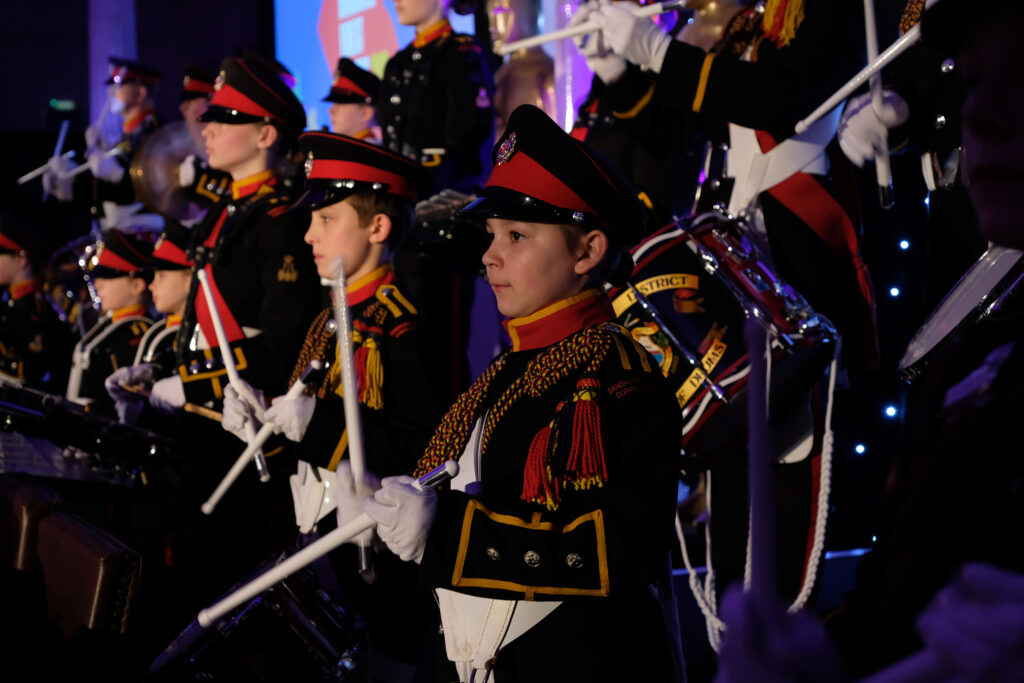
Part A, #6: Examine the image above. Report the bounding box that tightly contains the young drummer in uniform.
[222,131,446,680]
[379,0,495,194]
[0,217,72,393]
[323,58,381,141]
[358,105,683,682]
[67,229,153,409]
[104,221,195,422]
[149,56,321,414]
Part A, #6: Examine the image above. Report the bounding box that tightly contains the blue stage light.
[899,239,910,250]
[889,287,901,297]
[884,405,898,418]
[854,443,866,454]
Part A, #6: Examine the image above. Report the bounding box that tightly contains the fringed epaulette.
[416,322,633,510]
[762,0,805,48]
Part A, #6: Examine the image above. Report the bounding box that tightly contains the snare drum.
[610,212,837,468]
[149,554,368,682]
[901,245,1024,382]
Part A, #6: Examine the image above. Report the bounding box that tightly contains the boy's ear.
[367,213,392,245]
[360,104,375,125]
[573,229,609,277]
[130,276,148,297]
[256,123,280,151]
[137,85,149,104]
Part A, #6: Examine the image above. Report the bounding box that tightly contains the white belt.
[725,104,844,216]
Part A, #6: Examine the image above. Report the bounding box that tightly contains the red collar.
[111,304,147,322]
[8,279,39,300]
[123,107,155,134]
[231,169,277,199]
[165,313,182,329]
[343,264,394,306]
[503,289,615,352]
[413,19,452,48]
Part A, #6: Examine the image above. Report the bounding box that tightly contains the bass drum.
[148,555,368,682]
[609,212,837,470]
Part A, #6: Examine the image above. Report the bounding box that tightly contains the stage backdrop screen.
[274,0,474,132]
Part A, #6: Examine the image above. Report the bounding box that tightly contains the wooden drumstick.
[197,460,459,628]
[196,268,270,483]
[118,380,223,422]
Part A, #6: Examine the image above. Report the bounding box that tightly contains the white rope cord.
[682,340,840,649]
[677,474,726,651]
[787,345,839,612]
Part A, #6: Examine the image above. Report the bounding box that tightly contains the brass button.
[523,550,541,567]
[566,553,584,569]
[486,547,500,561]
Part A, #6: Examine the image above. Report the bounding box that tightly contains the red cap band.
[307,159,415,200]
[210,84,280,122]
[184,78,214,95]
[96,247,140,274]
[153,237,192,267]
[486,151,596,216]
[330,75,370,99]
[0,233,24,252]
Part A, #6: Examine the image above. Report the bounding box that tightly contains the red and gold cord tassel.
[565,378,608,492]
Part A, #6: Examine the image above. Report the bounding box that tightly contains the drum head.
[901,245,1024,377]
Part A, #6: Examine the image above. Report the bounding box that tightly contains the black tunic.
[288,265,447,666]
[378,23,495,194]
[68,306,152,410]
[0,281,72,393]
[416,291,681,682]
[175,174,321,407]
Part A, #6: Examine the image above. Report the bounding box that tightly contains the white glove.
[221,381,266,442]
[334,461,382,546]
[362,475,437,564]
[837,90,910,168]
[42,155,75,202]
[572,1,627,84]
[149,375,186,415]
[590,0,673,74]
[179,153,197,188]
[88,148,125,183]
[264,393,316,442]
[84,125,100,150]
[104,364,157,402]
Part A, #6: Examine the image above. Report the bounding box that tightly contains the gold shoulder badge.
[304,153,314,177]
[278,254,299,282]
[214,71,226,91]
[495,131,516,165]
